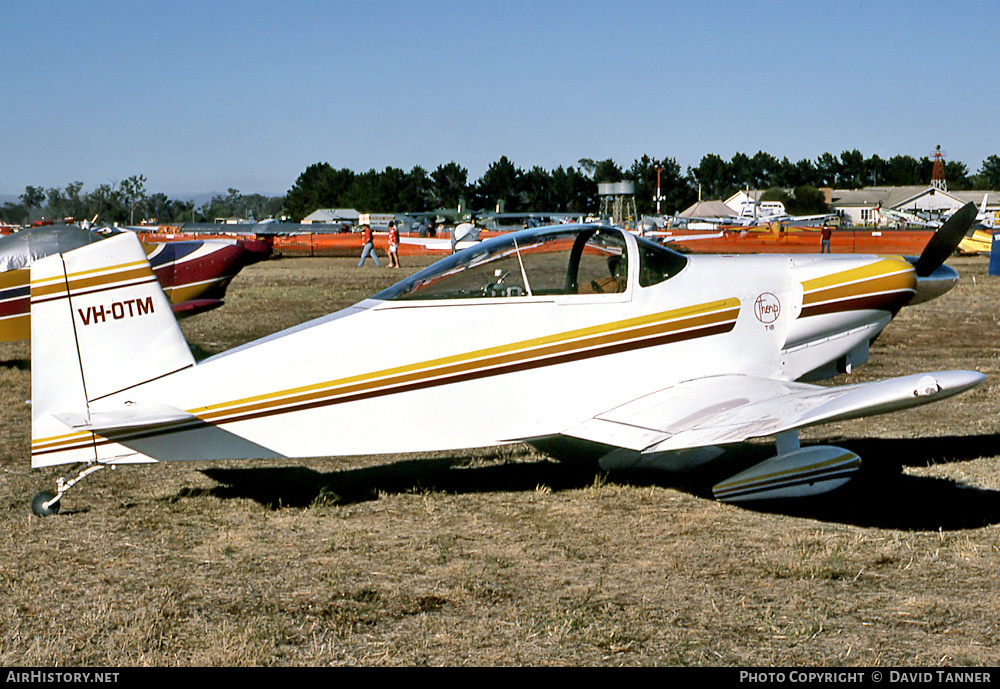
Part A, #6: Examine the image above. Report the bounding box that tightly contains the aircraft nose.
[791,255,918,320]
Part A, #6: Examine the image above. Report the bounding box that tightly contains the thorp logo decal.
[754,293,781,324]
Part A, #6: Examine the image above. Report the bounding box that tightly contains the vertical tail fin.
[31,233,195,467]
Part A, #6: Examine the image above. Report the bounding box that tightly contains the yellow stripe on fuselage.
[0,268,28,290]
[190,298,742,423]
[800,258,915,309]
[30,259,154,301]
[32,297,742,454]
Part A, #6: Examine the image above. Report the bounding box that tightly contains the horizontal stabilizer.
[563,371,985,453]
[53,402,196,432]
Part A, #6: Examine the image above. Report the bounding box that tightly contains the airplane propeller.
[912,201,978,277]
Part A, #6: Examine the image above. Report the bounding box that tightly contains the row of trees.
[0,177,285,226]
[7,176,153,226]
[686,151,987,201]
[282,155,772,221]
[283,159,610,221]
[8,151,1000,226]
[284,151,1000,222]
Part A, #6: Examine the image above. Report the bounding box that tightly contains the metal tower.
[931,145,947,192]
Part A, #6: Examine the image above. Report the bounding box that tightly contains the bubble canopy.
[372,226,688,303]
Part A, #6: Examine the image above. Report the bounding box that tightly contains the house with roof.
[706,186,999,228]
[301,208,360,225]
[678,200,737,219]
[830,187,999,227]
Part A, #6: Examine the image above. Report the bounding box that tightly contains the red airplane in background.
[0,225,270,342]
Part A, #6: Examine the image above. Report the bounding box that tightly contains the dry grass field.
[2,251,1000,667]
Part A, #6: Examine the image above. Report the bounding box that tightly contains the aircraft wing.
[560,371,984,453]
[880,208,941,228]
[782,214,838,226]
[673,215,747,227]
[644,231,724,242]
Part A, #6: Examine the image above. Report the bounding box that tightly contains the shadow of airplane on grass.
[195,434,1000,532]
[198,455,599,510]
[749,434,1000,531]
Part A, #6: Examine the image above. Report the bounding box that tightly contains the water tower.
[597,182,638,227]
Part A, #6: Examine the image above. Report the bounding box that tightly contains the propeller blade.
[913,202,978,277]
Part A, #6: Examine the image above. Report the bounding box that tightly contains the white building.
[720,187,999,228]
[830,187,999,227]
[301,208,360,225]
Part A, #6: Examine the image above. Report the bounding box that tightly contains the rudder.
[31,233,195,467]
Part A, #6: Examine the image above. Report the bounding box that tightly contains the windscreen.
[374,227,633,301]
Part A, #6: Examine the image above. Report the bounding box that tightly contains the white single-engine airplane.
[27,203,984,515]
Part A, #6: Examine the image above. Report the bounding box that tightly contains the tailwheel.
[31,463,107,517]
[31,491,60,517]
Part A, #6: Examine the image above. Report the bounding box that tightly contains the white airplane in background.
[27,204,984,515]
[733,200,837,227]
[878,195,996,255]
[406,221,724,251]
[668,200,835,230]
[881,194,993,229]
[879,206,942,228]
[976,195,999,230]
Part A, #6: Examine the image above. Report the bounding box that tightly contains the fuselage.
[30,226,922,467]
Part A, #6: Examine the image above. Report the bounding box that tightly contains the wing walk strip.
[798,259,916,319]
[33,298,742,456]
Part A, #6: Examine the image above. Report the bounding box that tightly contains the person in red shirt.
[357,224,381,267]
[820,225,833,253]
[387,220,400,268]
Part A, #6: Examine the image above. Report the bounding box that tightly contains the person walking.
[386,220,401,268]
[357,224,381,267]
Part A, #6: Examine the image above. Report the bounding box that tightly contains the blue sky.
[3,0,998,200]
